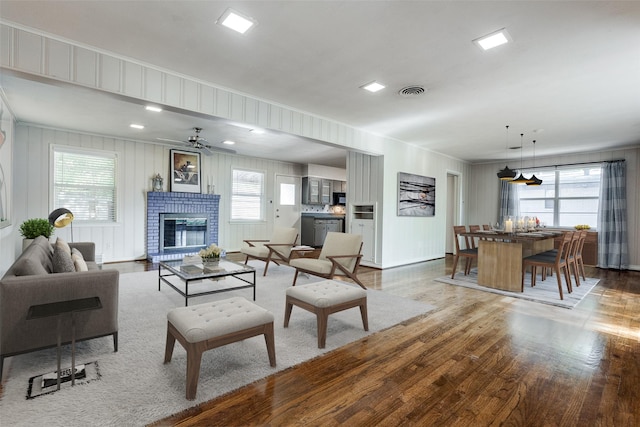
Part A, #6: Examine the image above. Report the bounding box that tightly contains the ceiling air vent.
[398,86,426,97]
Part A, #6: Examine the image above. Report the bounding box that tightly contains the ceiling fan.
[157,127,237,155]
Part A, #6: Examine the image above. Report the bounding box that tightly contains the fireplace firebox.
[159,213,209,253]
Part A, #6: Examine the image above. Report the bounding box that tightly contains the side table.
[27,297,102,390]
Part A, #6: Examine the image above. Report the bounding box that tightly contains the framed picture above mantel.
[170,149,201,193]
[397,172,435,217]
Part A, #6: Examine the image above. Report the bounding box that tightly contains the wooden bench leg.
[186,342,205,400]
[284,300,294,327]
[164,322,176,363]
[264,322,276,367]
[316,307,329,349]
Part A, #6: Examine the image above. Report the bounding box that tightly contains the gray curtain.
[498,177,520,225]
[597,160,628,269]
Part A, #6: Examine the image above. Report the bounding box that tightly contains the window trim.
[50,144,120,225]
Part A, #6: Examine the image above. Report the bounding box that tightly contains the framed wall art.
[397,172,435,217]
[170,149,201,193]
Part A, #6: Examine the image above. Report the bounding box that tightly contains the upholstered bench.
[164,297,276,400]
[284,280,368,348]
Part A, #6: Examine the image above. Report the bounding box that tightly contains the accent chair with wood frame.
[289,232,365,289]
[241,227,298,276]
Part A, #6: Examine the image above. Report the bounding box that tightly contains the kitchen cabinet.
[314,219,343,246]
[302,177,332,205]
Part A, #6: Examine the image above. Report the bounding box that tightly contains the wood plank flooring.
[9,254,636,426]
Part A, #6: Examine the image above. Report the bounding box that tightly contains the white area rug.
[0,261,435,426]
[435,269,599,309]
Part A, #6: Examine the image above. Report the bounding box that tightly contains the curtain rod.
[539,159,626,169]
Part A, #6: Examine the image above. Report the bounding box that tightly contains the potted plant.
[19,218,55,250]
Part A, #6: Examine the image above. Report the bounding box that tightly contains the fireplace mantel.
[146,192,220,262]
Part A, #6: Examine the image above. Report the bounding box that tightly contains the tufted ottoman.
[284,280,368,348]
[164,297,276,400]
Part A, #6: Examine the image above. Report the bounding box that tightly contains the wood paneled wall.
[12,124,303,263]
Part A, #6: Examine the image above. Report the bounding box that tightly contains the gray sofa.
[0,236,119,380]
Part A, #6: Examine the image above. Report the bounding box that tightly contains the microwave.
[333,192,346,206]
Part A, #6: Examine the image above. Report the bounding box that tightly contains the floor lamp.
[48,208,74,242]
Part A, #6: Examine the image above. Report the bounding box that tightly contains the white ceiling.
[1,1,639,167]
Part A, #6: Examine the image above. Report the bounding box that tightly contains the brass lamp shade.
[48,208,74,241]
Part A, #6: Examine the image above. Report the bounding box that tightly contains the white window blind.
[53,147,117,222]
[231,169,264,220]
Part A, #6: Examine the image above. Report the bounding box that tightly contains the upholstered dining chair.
[289,232,365,289]
[522,231,573,300]
[451,225,478,279]
[241,227,298,276]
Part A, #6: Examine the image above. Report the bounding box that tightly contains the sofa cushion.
[53,245,75,273]
[12,256,49,276]
[33,235,54,254]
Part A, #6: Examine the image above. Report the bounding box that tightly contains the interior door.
[275,175,301,238]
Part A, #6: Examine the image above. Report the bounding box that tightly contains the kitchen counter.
[301,212,345,219]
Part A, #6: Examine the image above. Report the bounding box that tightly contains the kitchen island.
[301,213,345,247]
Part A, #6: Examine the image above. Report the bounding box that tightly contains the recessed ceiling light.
[130,124,144,129]
[145,105,162,112]
[473,28,511,51]
[222,140,236,145]
[361,81,386,93]
[217,8,256,34]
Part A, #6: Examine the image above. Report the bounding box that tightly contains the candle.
[505,219,513,233]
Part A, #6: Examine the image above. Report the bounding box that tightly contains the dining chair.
[574,230,588,282]
[451,225,478,279]
[468,225,482,248]
[522,231,573,300]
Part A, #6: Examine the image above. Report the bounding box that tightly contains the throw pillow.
[71,248,88,272]
[13,256,49,276]
[52,245,75,273]
[73,256,88,272]
[55,237,72,255]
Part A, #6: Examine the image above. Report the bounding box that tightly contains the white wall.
[10,124,303,263]
[380,144,469,268]
[467,147,640,270]
[0,93,15,275]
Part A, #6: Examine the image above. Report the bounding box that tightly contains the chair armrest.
[243,239,269,247]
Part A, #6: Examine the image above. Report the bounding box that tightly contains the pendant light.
[526,139,543,186]
[497,125,517,180]
[510,133,533,184]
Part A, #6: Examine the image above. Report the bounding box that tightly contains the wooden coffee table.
[158,258,256,306]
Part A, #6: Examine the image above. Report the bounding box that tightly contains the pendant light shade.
[497,125,516,180]
[526,139,543,186]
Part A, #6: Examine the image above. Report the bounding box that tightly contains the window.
[52,146,117,222]
[231,169,264,220]
[518,166,601,228]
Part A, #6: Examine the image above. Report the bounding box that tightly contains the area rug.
[0,261,435,426]
[434,269,599,309]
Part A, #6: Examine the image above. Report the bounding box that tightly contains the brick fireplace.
[146,192,220,262]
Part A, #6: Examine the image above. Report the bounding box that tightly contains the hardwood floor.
[85,256,640,425]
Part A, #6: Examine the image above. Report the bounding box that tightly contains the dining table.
[460,230,562,292]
